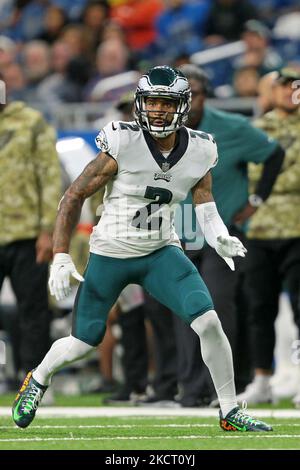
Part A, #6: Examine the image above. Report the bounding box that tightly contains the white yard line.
[1,434,300,443]
[1,424,216,429]
[1,423,300,430]
[1,407,300,418]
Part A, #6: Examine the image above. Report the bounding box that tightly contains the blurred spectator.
[62,56,92,102]
[38,40,89,103]
[101,19,126,43]
[111,0,163,54]
[51,0,88,21]
[204,0,258,45]
[0,1,14,32]
[85,38,139,103]
[101,19,141,70]
[94,37,130,77]
[0,73,62,380]
[238,67,300,407]
[172,53,191,69]
[255,71,278,116]
[50,39,72,74]
[21,40,51,103]
[59,24,94,62]
[236,20,283,75]
[0,36,17,71]
[5,0,48,42]
[155,0,210,59]
[38,5,67,45]
[81,0,110,49]
[2,63,27,101]
[233,65,259,97]
[22,39,51,81]
[250,0,300,25]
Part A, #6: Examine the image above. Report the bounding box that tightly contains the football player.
[12,66,272,432]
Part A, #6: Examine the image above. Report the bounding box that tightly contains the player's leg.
[200,244,249,399]
[142,246,272,431]
[173,313,210,406]
[142,246,236,413]
[12,253,129,428]
[34,254,129,383]
[173,248,212,407]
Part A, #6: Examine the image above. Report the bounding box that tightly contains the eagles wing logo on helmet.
[134,66,191,138]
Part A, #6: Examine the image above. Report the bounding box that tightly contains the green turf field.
[0,393,296,408]
[1,416,300,450]
[1,394,300,450]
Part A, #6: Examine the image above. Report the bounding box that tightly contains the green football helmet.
[134,66,191,138]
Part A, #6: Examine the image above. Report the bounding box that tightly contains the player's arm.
[191,172,247,270]
[191,170,214,205]
[49,152,117,301]
[53,152,117,254]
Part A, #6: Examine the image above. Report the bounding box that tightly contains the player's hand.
[215,236,247,271]
[48,253,84,301]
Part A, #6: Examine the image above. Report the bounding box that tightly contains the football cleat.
[219,405,273,432]
[12,370,47,428]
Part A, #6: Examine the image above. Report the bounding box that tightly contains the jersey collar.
[143,127,189,172]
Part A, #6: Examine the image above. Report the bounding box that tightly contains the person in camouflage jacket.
[0,86,61,377]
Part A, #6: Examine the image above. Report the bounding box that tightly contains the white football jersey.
[90,121,218,258]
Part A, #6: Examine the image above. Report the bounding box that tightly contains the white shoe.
[272,380,298,399]
[292,392,300,409]
[236,380,274,405]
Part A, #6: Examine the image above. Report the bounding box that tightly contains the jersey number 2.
[132,186,173,230]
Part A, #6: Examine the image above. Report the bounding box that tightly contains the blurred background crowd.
[0,0,300,111]
[0,0,300,409]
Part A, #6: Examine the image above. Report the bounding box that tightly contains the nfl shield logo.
[161,162,170,172]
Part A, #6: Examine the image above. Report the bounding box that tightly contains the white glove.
[215,235,247,271]
[48,253,84,301]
